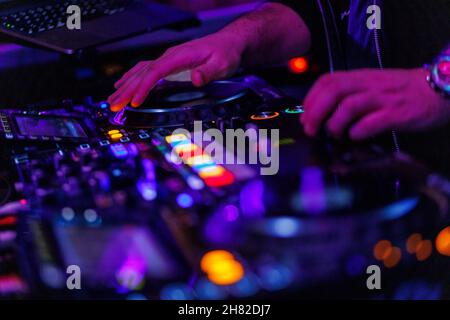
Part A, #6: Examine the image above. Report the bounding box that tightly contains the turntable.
[111,76,298,128]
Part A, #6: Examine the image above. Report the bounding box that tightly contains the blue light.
[380,197,418,221]
[137,180,157,201]
[228,273,260,297]
[127,294,148,300]
[110,143,128,158]
[195,278,227,300]
[112,169,122,177]
[160,283,194,300]
[261,217,303,238]
[176,193,194,208]
[258,263,293,291]
[394,280,442,300]
[100,102,109,109]
[345,255,367,277]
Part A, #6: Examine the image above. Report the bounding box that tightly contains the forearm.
[215,2,311,67]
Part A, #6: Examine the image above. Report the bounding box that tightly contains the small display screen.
[14,115,87,138]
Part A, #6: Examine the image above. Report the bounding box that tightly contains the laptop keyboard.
[0,0,134,35]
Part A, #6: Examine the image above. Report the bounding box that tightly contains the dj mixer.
[1,75,450,299]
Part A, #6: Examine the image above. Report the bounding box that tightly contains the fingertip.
[191,70,204,87]
[110,105,121,112]
[130,100,141,108]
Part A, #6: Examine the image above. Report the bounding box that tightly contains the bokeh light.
[436,227,450,256]
[200,250,245,286]
[373,240,392,261]
[406,233,423,254]
[415,240,433,261]
[288,57,309,74]
[383,247,402,268]
[200,250,235,273]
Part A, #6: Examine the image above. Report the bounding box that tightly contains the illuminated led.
[185,155,214,167]
[0,216,17,227]
[174,143,201,159]
[373,240,392,261]
[108,129,120,135]
[110,133,124,140]
[250,111,280,120]
[200,250,235,273]
[197,166,226,178]
[203,170,235,188]
[110,144,128,158]
[186,176,205,190]
[61,207,75,221]
[165,134,189,145]
[436,226,450,256]
[288,57,309,74]
[284,106,304,114]
[84,209,98,223]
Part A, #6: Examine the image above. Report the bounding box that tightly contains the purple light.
[224,205,239,222]
[240,180,265,218]
[300,167,326,215]
[116,257,146,293]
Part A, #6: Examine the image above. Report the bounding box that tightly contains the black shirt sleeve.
[271,0,329,69]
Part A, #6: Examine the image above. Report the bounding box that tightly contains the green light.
[284,106,304,114]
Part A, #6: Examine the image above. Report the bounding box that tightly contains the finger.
[192,58,231,87]
[130,53,207,107]
[302,72,367,136]
[114,61,150,89]
[110,66,150,102]
[349,110,395,141]
[109,77,144,111]
[326,93,379,138]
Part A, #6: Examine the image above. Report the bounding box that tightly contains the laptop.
[0,0,199,54]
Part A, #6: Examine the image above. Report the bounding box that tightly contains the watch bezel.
[429,55,450,97]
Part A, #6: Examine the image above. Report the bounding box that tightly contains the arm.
[108,3,311,111]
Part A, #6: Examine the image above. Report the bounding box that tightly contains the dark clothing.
[277,0,450,70]
[276,0,450,173]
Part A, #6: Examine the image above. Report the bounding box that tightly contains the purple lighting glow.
[300,167,326,215]
[240,179,265,218]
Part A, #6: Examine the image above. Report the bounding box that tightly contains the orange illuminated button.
[110,133,124,140]
[108,129,120,135]
[197,166,226,179]
[436,226,450,256]
[251,111,280,120]
[203,170,235,188]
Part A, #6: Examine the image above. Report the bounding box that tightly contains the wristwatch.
[426,46,450,98]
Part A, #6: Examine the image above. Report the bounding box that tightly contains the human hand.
[107,32,245,112]
[301,68,450,140]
